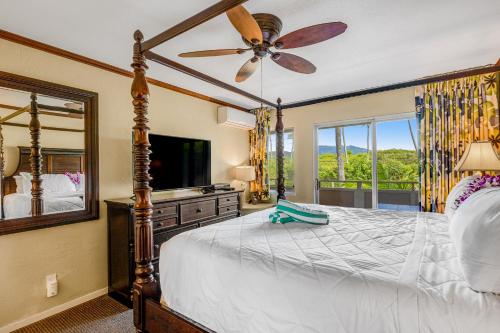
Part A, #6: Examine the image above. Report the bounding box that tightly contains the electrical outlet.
[46,274,58,297]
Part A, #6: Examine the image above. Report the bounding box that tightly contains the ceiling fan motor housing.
[243,13,283,48]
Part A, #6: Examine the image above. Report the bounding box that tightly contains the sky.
[269,118,418,153]
[317,118,418,151]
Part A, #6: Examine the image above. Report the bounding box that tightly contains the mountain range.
[319,145,368,155]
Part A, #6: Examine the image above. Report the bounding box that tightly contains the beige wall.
[273,88,415,203]
[0,39,249,327]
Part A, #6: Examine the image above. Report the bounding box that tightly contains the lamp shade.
[455,141,500,171]
[234,166,256,181]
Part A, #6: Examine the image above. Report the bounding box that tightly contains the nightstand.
[241,202,276,216]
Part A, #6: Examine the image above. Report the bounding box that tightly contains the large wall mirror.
[0,71,98,235]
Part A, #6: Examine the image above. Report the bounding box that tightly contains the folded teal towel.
[269,200,329,225]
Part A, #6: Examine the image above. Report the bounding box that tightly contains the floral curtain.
[249,107,272,200]
[415,72,499,212]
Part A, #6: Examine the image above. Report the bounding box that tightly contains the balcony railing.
[269,178,295,190]
[318,179,419,210]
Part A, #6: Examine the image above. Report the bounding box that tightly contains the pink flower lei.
[454,174,500,209]
[65,171,81,185]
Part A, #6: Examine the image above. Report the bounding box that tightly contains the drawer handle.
[155,222,162,228]
[196,208,203,213]
[154,244,159,250]
[226,198,231,201]
[157,210,163,214]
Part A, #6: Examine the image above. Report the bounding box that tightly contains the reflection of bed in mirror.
[2,147,85,218]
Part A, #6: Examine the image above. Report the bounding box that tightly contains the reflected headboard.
[2,146,85,196]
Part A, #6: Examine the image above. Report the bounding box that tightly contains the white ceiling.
[1,0,499,109]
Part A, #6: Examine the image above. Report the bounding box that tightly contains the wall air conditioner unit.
[217,107,256,130]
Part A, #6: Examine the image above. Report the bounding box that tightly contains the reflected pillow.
[77,174,85,192]
[19,172,32,194]
[444,176,476,220]
[14,175,25,194]
[41,174,76,193]
[449,187,500,293]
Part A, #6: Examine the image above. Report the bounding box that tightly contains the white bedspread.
[3,192,84,218]
[159,205,500,333]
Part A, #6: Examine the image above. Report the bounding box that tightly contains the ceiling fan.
[178,5,347,83]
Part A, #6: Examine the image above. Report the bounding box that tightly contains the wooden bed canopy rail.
[130,1,285,332]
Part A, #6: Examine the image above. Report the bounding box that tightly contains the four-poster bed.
[130,1,286,331]
[130,2,500,333]
[0,92,87,219]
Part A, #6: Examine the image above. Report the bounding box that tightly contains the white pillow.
[19,172,32,194]
[41,174,77,193]
[14,175,25,194]
[449,187,500,293]
[76,173,85,192]
[444,176,476,220]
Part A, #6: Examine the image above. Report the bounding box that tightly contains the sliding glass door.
[376,119,420,211]
[315,122,374,208]
[314,114,419,211]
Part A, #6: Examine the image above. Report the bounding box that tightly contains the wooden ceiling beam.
[141,0,248,51]
[145,50,277,108]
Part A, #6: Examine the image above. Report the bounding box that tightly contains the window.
[268,129,295,192]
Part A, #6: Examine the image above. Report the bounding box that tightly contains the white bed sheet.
[160,205,500,333]
[3,192,84,218]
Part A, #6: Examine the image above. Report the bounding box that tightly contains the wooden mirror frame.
[0,71,99,235]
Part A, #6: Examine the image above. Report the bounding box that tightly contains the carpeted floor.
[13,296,134,333]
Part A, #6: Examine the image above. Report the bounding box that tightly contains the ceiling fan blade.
[226,5,263,44]
[179,49,248,58]
[271,52,316,74]
[235,57,259,82]
[274,22,347,49]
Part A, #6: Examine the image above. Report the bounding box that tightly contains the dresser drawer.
[153,224,197,259]
[218,194,238,207]
[180,199,216,224]
[218,204,238,215]
[152,217,177,230]
[152,203,177,219]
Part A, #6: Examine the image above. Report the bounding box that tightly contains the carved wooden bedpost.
[0,124,4,179]
[131,30,156,333]
[275,98,286,200]
[0,123,3,218]
[29,93,43,216]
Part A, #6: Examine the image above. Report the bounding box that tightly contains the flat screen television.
[147,134,211,191]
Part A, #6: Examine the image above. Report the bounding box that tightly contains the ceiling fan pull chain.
[260,58,264,110]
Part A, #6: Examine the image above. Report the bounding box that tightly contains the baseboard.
[0,288,108,333]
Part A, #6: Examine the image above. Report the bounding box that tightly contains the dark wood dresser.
[106,189,242,307]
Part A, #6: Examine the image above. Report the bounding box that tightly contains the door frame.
[313,112,416,206]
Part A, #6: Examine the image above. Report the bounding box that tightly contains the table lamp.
[455,141,500,172]
[234,166,256,204]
